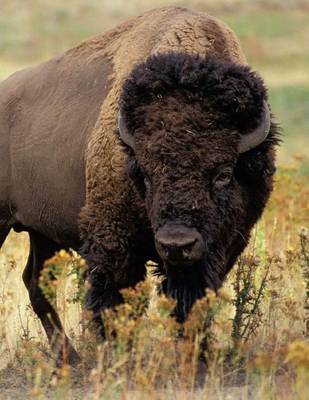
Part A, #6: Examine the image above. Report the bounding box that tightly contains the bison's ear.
[118,111,135,150]
[236,146,276,183]
[236,121,280,182]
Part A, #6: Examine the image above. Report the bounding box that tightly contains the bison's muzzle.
[155,224,205,267]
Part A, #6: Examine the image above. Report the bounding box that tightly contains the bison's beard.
[155,258,223,323]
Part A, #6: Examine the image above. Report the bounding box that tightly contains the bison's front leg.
[81,242,148,339]
[85,269,123,338]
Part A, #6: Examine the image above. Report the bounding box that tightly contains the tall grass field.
[0,1,308,398]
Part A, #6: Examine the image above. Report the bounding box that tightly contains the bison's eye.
[144,175,152,192]
[213,166,233,188]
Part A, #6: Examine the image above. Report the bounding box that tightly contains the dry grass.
[0,1,308,399]
[0,167,308,399]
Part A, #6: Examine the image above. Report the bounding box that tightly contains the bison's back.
[0,49,113,246]
[77,6,247,248]
[0,6,247,247]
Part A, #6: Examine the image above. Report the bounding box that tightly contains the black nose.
[155,224,205,265]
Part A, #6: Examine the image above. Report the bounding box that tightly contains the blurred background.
[0,3,308,390]
[0,0,308,167]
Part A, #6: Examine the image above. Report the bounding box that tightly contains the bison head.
[118,53,279,321]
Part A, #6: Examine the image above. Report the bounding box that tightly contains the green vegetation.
[222,10,309,39]
[0,1,308,398]
[221,9,309,165]
[1,1,308,164]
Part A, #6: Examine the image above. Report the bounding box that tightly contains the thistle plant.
[231,254,271,345]
[299,227,309,337]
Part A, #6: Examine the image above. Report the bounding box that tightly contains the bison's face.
[119,53,279,321]
[127,99,249,318]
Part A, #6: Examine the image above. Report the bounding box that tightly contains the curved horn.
[238,101,271,153]
[118,111,135,150]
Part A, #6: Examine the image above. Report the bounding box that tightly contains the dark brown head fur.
[119,53,279,321]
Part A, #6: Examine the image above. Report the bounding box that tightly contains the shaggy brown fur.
[78,7,276,324]
[0,6,279,361]
[117,52,278,321]
[78,5,248,295]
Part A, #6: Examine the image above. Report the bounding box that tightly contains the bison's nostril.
[162,245,170,258]
[182,248,191,258]
[183,238,197,251]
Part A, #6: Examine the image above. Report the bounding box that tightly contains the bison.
[0,6,279,364]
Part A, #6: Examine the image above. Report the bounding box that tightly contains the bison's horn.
[118,111,135,150]
[238,101,271,153]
